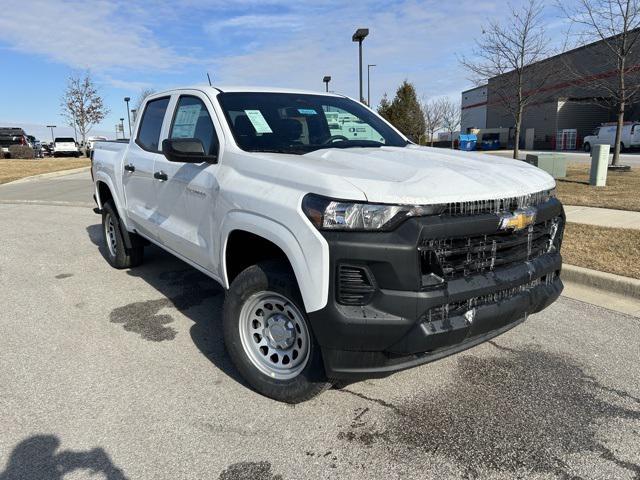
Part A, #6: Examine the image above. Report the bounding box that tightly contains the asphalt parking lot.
[1,171,639,479]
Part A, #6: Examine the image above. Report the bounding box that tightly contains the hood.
[296,145,555,204]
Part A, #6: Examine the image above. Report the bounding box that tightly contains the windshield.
[217,92,408,154]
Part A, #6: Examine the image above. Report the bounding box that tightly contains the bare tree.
[559,0,640,166]
[60,72,109,144]
[441,98,461,149]
[134,88,156,112]
[422,98,445,146]
[460,0,551,159]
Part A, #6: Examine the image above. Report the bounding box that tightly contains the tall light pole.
[124,97,132,137]
[46,125,56,143]
[352,28,369,103]
[323,75,332,92]
[367,64,376,107]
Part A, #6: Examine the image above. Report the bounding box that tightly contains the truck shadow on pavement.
[0,434,128,480]
[86,224,245,386]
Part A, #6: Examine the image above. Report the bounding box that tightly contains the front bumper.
[309,198,564,380]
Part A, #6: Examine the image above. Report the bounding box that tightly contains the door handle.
[124,164,135,172]
[154,171,168,181]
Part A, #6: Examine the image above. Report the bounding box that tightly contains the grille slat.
[420,217,561,281]
[424,272,558,323]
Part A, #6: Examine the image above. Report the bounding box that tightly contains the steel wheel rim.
[239,291,310,380]
[104,213,117,258]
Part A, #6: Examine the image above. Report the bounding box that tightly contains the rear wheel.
[101,201,144,269]
[223,261,331,403]
[583,142,591,152]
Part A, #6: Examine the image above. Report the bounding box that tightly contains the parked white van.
[582,122,640,152]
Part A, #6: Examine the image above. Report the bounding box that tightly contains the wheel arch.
[221,212,329,313]
[94,176,134,250]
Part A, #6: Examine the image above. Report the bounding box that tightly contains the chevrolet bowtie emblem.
[498,207,537,231]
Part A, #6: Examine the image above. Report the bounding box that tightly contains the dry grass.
[556,164,640,211]
[562,222,640,279]
[0,157,90,184]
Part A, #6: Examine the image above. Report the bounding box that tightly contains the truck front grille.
[424,272,558,323]
[440,189,555,217]
[419,217,562,282]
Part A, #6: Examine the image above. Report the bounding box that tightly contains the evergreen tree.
[377,93,392,122]
[378,81,425,142]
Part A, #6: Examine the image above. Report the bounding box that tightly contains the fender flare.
[220,211,329,313]
[94,173,134,250]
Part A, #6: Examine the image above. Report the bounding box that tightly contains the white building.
[460,85,487,133]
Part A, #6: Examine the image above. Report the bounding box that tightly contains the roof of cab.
[150,84,345,98]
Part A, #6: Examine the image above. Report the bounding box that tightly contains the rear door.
[122,96,171,241]
[153,91,223,272]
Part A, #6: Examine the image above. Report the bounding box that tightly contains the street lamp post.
[124,97,132,137]
[352,28,369,103]
[323,76,332,92]
[46,125,56,143]
[367,64,376,107]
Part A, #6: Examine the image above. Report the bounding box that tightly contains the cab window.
[169,96,219,156]
[136,97,170,152]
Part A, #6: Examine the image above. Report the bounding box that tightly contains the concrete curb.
[562,264,640,300]
[0,166,90,186]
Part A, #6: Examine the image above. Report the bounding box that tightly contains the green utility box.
[525,153,567,179]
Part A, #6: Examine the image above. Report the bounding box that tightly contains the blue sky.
[0,0,567,139]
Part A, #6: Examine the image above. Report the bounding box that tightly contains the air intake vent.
[337,265,376,306]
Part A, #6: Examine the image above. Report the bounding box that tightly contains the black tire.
[101,201,144,269]
[583,142,591,153]
[223,260,331,403]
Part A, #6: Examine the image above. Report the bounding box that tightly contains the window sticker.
[244,110,273,133]
[297,108,318,115]
[172,104,201,138]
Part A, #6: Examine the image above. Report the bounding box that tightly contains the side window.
[136,97,170,152]
[170,96,219,156]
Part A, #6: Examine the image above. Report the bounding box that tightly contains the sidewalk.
[563,205,640,230]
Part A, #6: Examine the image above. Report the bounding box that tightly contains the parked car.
[27,135,44,158]
[92,86,565,403]
[53,137,80,157]
[582,121,640,152]
[0,127,29,157]
[41,142,53,157]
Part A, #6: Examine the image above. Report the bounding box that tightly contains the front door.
[123,96,171,241]
[154,93,222,272]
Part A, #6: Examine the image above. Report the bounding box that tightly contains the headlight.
[302,194,442,231]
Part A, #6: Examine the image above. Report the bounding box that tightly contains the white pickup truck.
[92,86,564,403]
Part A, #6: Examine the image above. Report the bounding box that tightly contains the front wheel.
[583,142,591,152]
[223,261,331,403]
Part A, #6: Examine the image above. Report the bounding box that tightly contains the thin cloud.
[0,0,194,71]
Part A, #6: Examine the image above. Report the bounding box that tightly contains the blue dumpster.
[458,134,477,151]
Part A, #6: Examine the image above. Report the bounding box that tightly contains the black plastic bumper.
[308,198,564,380]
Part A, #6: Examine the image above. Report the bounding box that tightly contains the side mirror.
[162,138,217,164]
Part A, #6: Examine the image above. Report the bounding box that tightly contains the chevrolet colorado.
[92,86,564,403]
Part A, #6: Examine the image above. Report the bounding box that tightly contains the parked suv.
[92,86,564,403]
[53,137,80,157]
